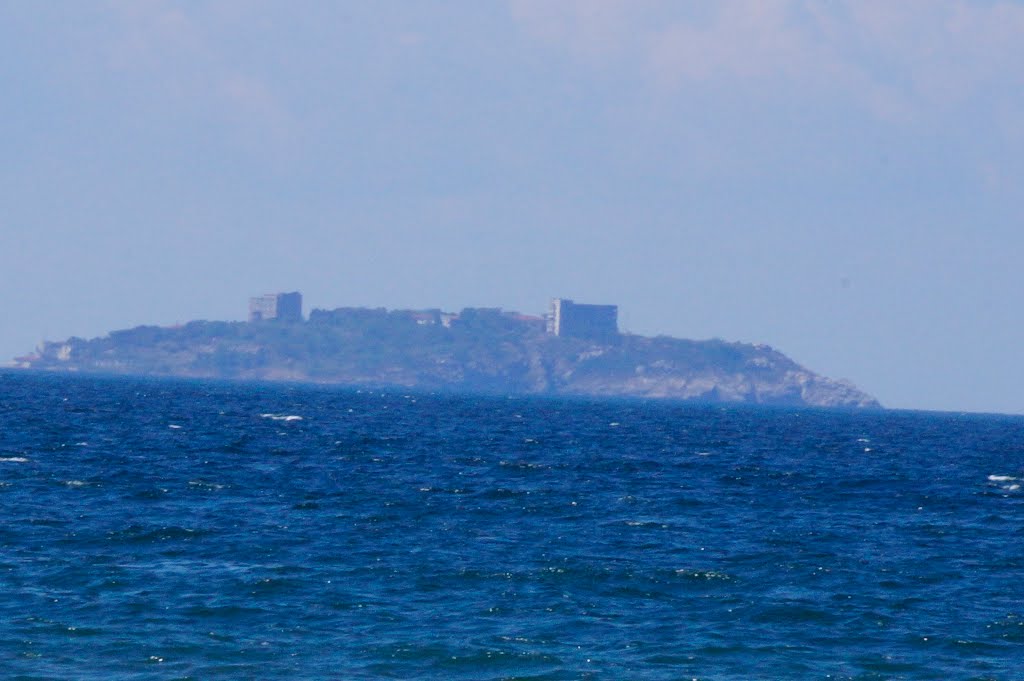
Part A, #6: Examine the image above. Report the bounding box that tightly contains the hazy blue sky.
[3,1,1023,413]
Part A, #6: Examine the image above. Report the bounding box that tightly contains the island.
[13,293,879,408]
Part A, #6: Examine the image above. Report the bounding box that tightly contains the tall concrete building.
[249,292,303,322]
[546,298,618,341]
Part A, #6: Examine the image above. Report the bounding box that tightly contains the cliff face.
[18,307,879,408]
[548,337,878,408]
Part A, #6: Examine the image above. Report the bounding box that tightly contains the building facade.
[249,292,303,322]
[546,298,618,341]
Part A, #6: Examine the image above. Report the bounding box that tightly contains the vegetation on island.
[18,306,879,408]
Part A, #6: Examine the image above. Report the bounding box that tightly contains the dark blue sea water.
[1,372,1021,680]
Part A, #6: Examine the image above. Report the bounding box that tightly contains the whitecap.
[675,569,731,580]
[0,456,28,463]
[260,413,303,422]
[988,475,1017,482]
[188,480,225,490]
[168,424,183,430]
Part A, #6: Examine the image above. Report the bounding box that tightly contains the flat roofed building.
[547,298,618,341]
[249,292,303,322]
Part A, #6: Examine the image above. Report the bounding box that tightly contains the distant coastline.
[11,293,879,409]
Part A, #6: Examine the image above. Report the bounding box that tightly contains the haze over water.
[5,3,1024,413]
[2,372,1021,679]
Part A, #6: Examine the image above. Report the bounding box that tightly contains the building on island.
[546,298,618,341]
[249,292,303,322]
[402,309,443,326]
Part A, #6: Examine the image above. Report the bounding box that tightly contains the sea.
[0,371,1021,680]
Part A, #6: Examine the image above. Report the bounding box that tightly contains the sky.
[2,0,1023,414]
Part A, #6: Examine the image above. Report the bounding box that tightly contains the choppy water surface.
[1,372,1021,679]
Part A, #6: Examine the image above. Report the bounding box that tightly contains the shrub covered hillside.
[21,307,878,408]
